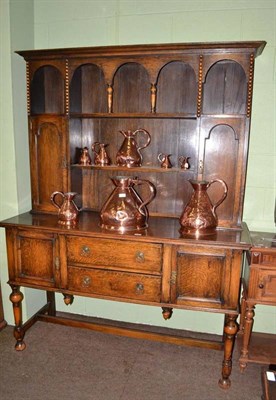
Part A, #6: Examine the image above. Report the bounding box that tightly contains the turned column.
[239,303,255,371]
[9,285,26,350]
[219,314,238,389]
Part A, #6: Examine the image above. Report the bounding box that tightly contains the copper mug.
[92,142,111,166]
[51,191,80,226]
[158,153,173,169]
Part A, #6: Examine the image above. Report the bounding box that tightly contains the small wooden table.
[239,232,276,370]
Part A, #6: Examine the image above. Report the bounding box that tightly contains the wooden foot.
[218,377,231,389]
[162,307,173,320]
[63,293,74,305]
[239,361,247,372]
[9,285,26,351]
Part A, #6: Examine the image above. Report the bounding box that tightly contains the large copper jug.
[100,176,156,232]
[179,179,228,237]
[116,129,151,168]
[51,191,80,226]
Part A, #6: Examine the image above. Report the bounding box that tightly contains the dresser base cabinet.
[1,212,251,389]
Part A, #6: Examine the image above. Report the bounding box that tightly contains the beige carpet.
[0,321,264,400]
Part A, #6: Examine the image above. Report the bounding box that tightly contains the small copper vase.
[179,179,228,237]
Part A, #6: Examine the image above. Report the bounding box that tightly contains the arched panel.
[203,60,247,115]
[203,124,239,223]
[70,64,106,113]
[31,66,64,114]
[156,61,197,114]
[36,123,65,206]
[113,63,150,113]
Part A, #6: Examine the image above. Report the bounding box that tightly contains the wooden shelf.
[69,112,197,119]
[71,164,192,173]
[237,332,276,365]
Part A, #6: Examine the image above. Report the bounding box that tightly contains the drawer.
[67,266,161,302]
[251,251,276,266]
[249,266,276,303]
[66,236,162,273]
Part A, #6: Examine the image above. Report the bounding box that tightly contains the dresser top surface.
[250,231,276,250]
[0,211,251,249]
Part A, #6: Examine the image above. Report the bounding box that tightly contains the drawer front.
[67,266,161,302]
[249,266,276,303]
[66,237,162,273]
[252,251,276,266]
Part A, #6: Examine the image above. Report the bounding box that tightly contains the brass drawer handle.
[135,251,145,263]
[136,283,144,294]
[82,276,91,287]
[81,245,91,256]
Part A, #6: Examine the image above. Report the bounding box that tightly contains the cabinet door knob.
[82,276,91,287]
[258,283,264,289]
[136,283,144,293]
[135,251,145,263]
[81,245,91,256]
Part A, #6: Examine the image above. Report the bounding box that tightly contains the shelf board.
[69,112,197,119]
[71,164,192,173]
[237,332,276,365]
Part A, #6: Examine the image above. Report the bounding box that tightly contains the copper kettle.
[100,176,156,232]
[92,142,111,166]
[116,129,151,168]
[179,179,228,237]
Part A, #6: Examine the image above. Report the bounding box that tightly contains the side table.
[239,231,276,370]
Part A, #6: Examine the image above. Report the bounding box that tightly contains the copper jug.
[179,156,190,170]
[51,191,80,226]
[100,176,156,232]
[92,142,111,166]
[78,147,92,165]
[116,129,151,168]
[158,153,173,169]
[179,179,228,236]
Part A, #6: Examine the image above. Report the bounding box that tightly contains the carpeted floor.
[0,321,264,400]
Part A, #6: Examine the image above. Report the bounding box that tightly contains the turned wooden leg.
[239,303,255,372]
[162,307,173,320]
[218,314,238,389]
[63,293,74,306]
[9,285,26,351]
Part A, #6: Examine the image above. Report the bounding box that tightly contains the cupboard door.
[30,116,69,213]
[248,265,276,303]
[14,230,60,288]
[171,245,242,310]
